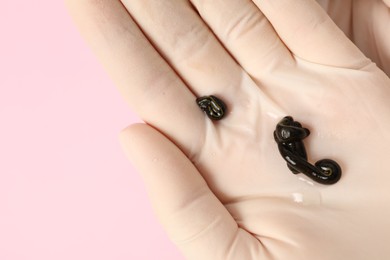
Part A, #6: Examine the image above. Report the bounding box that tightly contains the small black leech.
[196,95,227,120]
[274,116,342,185]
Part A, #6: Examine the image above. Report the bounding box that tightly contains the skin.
[65,0,390,259]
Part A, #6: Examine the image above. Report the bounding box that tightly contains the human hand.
[317,0,390,75]
[66,0,390,259]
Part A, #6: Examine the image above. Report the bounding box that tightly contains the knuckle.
[224,5,263,41]
[171,22,212,64]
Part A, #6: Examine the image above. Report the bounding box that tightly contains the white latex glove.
[66,0,390,259]
[317,0,390,75]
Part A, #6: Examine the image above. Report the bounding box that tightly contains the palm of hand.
[67,0,390,259]
[196,55,390,259]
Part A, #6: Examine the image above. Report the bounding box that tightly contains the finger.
[65,0,204,154]
[316,0,390,76]
[188,0,294,80]
[315,0,353,36]
[119,124,266,260]
[384,0,390,7]
[120,0,244,96]
[252,0,370,68]
[120,0,284,126]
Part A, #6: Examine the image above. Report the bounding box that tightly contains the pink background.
[0,1,182,259]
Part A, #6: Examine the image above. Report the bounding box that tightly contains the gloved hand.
[66,0,390,259]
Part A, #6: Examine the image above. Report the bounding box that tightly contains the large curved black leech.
[274,116,342,185]
[196,95,227,120]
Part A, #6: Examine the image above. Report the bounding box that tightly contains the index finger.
[65,0,204,154]
[252,0,370,69]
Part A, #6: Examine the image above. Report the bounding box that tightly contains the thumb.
[119,123,263,259]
